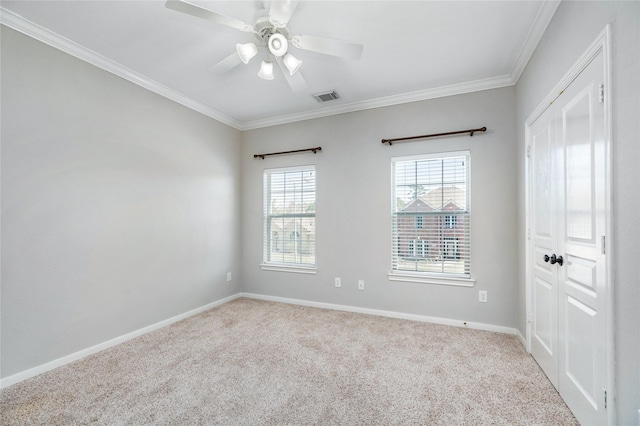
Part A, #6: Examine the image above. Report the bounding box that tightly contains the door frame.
[524,25,614,424]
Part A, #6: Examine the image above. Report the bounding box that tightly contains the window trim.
[390,151,473,286]
[260,263,317,274]
[387,271,475,287]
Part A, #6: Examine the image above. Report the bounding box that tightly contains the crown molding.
[510,0,561,83]
[2,1,559,132]
[238,74,515,130]
[240,0,561,131]
[0,7,243,130]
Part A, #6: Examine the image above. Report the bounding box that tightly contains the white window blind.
[263,166,316,268]
[391,152,470,278]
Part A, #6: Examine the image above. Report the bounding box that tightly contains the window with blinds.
[263,166,316,270]
[391,151,470,278]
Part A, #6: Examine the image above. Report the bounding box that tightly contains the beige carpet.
[1,298,577,425]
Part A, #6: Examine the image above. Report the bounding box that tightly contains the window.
[443,237,460,260]
[262,166,316,273]
[390,151,472,285]
[408,239,428,258]
[445,215,457,229]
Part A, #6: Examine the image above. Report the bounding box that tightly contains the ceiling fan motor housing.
[254,17,290,57]
[268,33,288,57]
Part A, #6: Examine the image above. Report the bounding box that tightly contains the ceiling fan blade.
[276,58,307,93]
[208,52,243,74]
[166,0,254,33]
[290,34,363,60]
[268,0,298,28]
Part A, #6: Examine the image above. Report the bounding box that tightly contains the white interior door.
[556,49,608,426]
[528,47,609,425]
[529,105,559,387]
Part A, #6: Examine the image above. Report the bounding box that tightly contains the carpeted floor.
[0,298,577,425]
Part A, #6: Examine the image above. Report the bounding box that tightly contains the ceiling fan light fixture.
[283,53,302,75]
[268,33,288,57]
[236,43,258,64]
[258,60,275,80]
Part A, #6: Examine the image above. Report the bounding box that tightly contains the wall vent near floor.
[313,91,339,102]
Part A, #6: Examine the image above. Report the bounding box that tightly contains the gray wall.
[3,2,638,421]
[515,2,640,423]
[1,27,242,378]
[242,87,519,328]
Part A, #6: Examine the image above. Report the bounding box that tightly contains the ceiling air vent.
[313,91,340,103]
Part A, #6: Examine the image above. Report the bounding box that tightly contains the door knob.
[548,254,564,266]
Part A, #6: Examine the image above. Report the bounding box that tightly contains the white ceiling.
[1,1,559,130]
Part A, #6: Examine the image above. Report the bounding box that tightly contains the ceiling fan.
[165,0,364,92]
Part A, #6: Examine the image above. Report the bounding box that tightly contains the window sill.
[387,272,475,287]
[260,264,317,275]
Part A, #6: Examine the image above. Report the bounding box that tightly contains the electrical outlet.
[358,280,364,290]
[335,277,341,288]
[479,290,488,303]
[227,272,232,282]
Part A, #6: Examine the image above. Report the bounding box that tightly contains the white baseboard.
[239,292,517,335]
[515,328,527,349]
[0,293,241,389]
[2,291,519,389]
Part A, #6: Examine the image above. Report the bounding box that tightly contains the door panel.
[565,296,598,409]
[534,277,554,353]
[533,123,553,239]
[565,255,597,296]
[563,88,595,242]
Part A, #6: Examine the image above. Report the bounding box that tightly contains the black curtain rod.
[381,127,487,145]
[254,146,322,159]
